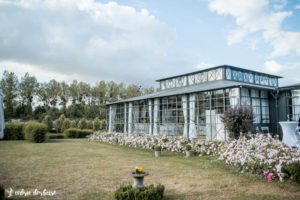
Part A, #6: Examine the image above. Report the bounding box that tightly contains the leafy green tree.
[42,115,53,132]
[19,72,38,117]
[47,80,61,109]
[101,119,107,130]
[94,81,107,105]
[126,84,142,98]
[78,118,88,129]
[107,81,120,102]
[70,120,77,128]
[93,117,101,131]
[59,81,70,114]
[0,70,18,119]
[143,86,155,95]
[56,114,66,133]
[62,118,71,132]
[87,120,93,129]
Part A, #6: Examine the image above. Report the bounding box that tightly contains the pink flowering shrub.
[89,132,300,182]
[89,132,222,156]
[219,134,300,182]
[267,173,275,181]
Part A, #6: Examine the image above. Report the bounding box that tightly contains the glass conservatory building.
[106,65,300,140]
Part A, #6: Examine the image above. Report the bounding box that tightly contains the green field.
[0,139,300,200]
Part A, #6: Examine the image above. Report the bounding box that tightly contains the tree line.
[0,70,156,121]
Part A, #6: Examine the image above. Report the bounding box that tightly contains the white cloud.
[0,60,87,83]
[0,0,178,85]
[295,5,300,9]
[227,28,247,45]
[262,60,284,74]
[209,0,300,58]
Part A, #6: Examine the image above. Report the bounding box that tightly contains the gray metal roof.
[156,65,282,82]
[106,80,275,105]
[278,82,300,91]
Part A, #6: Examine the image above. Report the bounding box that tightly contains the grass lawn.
[1,139,300,200]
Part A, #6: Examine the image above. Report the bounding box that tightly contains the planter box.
[186,150,193,158]
[155,151,161,157]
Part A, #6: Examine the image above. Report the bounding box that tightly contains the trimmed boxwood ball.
[155,146,162,151]
[114,184,164,200]
[3,123,25,140]
[24,122,47,143]
[186,144,192,151]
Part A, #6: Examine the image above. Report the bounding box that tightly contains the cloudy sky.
[0,0,299,87]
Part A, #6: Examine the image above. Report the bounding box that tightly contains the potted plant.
[155,146,162,157]
[131,167,149,189]
[185,144,193,158]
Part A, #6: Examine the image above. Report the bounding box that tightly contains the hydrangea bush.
[89,132,300,182]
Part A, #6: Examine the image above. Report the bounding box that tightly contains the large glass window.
[250,89,269,124]
[159,96,184,135]
[113,104,125,132]
[287,89,300,121]
[132,100,149,133]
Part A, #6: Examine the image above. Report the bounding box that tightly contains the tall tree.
[106,81,120,102]
[126,84,142,98]
[94,81,107,105]
[59,81,70,114]
[19,72,38,117]
[0,70,19,119]
[47,80,61,108]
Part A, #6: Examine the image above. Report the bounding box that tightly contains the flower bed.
[89,132,300,182]
[219,134,300,182]
[88,132,222,156]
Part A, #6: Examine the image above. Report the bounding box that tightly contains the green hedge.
[3,123,25,140]
[64,128,93,138]
[47,133,65,139]
[0,184,4,200]
[24,122,47,143]
[114,184,164,200]
[282,161,300,183]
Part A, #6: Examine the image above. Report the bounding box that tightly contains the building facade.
[106,65,300,140]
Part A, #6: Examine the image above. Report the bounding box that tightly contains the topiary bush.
[94,117,101,131]
[62,118,71,133]
[3,123,25,140]
[55,114,65,133]
[64,128,93,138]
[24,122,47,143]
[47,133,65,139]
[41,115,53,132]
[87,120,93,130]
[186,144,192,151]
[220,105,254,139]
[114,184,164,200]
[78,118,88,129]
[155,146,161,151]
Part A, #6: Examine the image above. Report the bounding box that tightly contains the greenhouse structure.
[106,65,300,140]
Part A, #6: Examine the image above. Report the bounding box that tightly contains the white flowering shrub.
[88,132,222,156]
[219,134,300,182]
[88,132,300,182]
